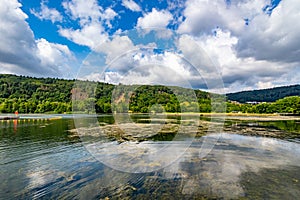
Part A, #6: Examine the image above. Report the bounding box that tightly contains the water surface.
[0,115,299,199]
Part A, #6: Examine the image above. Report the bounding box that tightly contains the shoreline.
[0,112,299,121]
[0,116,19,120]
[144,112,300,121]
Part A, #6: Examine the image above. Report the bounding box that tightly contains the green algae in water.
[240,166,300,200]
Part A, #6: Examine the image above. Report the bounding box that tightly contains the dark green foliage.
[0,74,74,113]
[3,74,298,114]
[0,74,215,114]
[128,85,181,113]
[96,84,213,113]
[227,96,300,114]
[227,84,300,103]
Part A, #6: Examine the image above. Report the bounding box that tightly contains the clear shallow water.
[0,115,300,199]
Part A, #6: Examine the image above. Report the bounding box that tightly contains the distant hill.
[0,74,213,113]
[1,74,298,114]
[227,84,300,103]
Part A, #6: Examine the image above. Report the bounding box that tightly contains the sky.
[0,0,299,93]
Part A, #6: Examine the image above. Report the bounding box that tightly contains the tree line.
[0,74,299,114]
[227,96,300,115]
[227,84,300,103]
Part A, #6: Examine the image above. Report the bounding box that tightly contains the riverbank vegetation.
[0,74,299,115]
[226,96,300,114]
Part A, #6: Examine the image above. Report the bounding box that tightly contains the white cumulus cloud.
[122,0,142,12]
[31,1,63,23]
[137,8,173,31]
[59,0,118,50]
[0,0,75,78]
[177,0,300,92]
[95,35,136,64]
[36,38,75,74]
[59,22,108,50]
[185,29,298,92]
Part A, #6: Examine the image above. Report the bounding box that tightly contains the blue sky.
[19,0,179,57]
[0,0,299,92]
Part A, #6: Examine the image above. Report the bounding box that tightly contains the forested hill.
[1,74,299,114]
[0,74,75,113]
[227,84,300,103]
[0,74,213,113]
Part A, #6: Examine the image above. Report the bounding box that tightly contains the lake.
[0,114,300,199]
